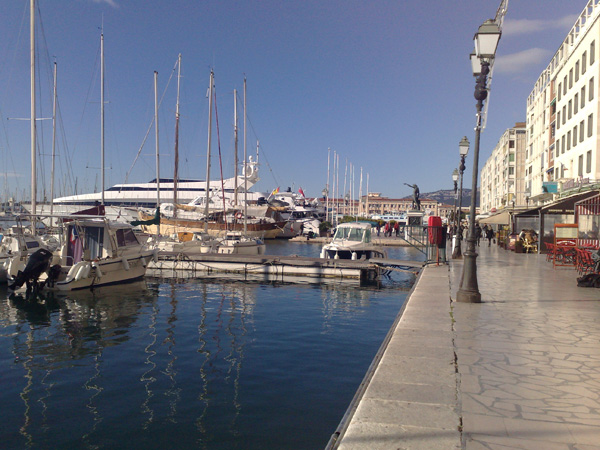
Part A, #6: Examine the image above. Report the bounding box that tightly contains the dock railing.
[377,224,447,264]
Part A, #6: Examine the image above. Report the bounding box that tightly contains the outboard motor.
[8,248,53,291]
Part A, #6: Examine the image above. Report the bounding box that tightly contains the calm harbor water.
[0,240,423,449]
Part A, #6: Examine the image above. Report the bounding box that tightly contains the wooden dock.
[146,253,424,282]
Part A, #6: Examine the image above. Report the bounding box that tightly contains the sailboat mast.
[100,30,105,205]
[30,0,36,219]
[365,172,369,217]
[243,78,247,236]
[50,61,57,216]
[233,89,238,207]
[173,53,181,214]
[154,70,160,236]
[204,70,214,233]
[326,148,330,223]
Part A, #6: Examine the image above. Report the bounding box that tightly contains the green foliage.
[319,221,332,232]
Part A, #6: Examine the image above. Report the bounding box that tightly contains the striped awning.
[575,193,600,216]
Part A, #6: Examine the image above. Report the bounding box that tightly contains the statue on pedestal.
[404,183,421,210]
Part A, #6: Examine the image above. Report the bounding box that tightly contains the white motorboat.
[0,226,59,284]
[269,191,324,238]
[6,217,155,292]
[320,222,386,260]
[216,232,266,255]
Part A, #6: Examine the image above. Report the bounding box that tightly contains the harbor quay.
[328,243,600,449]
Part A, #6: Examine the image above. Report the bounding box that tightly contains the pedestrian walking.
[486,227,494,246]
[475,223,482,246]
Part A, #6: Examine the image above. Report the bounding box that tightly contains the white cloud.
[91,0,119,8]
[0,172,23,179]
[503,15,579,36]
[494,48,552,74]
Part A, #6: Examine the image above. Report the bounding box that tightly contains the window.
[564,76,568,94]
[509,153,515,162]
[558,83,562,101]
[569,68,573,88]
[583,51,588,73]
[579,155,584,176]
[563,106,566,124]
[116,228,139,247]
[582,86,586,108]
[590,77,595,101]
[567,131,571,150]
[562,135,566,154]
[576,61,580,82]
[591,41,596,65]
[557,111,561,129]
[575,93,579,114]
[587,150,592,173]
[589,113,594,137]
[509,140,515,148]
[568,100,572,119]
[573,126,577,147]
[580,120,585,141]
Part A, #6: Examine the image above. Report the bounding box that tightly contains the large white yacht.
[30,158,264,223]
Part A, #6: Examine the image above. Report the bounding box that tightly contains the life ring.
[235,212,244,220]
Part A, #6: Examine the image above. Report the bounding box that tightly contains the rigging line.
[213,84,228,225]
[73,39,101,174]
[233,90,280,187]
[121,57,179,190]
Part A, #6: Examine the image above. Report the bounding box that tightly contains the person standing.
[475,223,482,246]
[486,226,494,246]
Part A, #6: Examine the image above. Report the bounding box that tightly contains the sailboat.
[138,73,280,246]
[6,7,154,293]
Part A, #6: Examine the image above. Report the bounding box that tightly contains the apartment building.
[480,123,527,214]
[526,1,600,201]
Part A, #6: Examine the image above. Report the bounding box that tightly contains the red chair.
[545,242,555,262]
[579,248,596,274]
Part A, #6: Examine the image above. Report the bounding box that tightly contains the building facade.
[525,1,600,203]
[480,123,527,214]
[361,193,441,217]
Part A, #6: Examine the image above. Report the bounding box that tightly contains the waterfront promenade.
[331,243,600,449]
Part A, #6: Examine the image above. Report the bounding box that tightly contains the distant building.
[361,193,441,217]
[480,123,527,214]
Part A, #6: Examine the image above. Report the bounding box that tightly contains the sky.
[0,0,587,203]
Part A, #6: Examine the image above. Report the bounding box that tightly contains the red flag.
[299,187,305,198]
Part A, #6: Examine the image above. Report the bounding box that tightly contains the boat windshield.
[334,226,364,242]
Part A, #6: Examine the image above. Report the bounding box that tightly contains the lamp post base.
[452,238,462,259]
[456,246,481,303]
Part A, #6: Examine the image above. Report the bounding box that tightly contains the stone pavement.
[331,243,600,449]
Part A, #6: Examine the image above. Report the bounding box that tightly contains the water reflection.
[0,272,409,449]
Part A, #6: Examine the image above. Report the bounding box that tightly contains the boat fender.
[235,212,243,220]
[91,262,103,278]
[334,252,339,260]
[320,249,326,259]
[75,263,91,281]
[152,248,159,263]
[351,252,357,260]
[122,257,130,271]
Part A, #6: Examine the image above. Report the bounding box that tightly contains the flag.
[271,187,280,196]
[69,227,79,245]
[299,187,305,198]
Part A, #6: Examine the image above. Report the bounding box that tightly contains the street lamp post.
[453,137,469,259]
[452,168,459,255]
[457,19,501,304]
